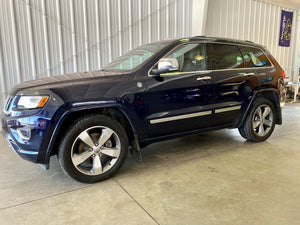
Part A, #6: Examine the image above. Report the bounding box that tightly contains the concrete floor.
[0,103,300,225]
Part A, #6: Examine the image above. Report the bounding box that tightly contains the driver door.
[144,42,215,138]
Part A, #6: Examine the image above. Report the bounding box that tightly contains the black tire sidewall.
[58,115,128,183]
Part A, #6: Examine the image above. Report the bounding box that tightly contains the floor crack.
[114,178,160,225]
[0,185,93,211]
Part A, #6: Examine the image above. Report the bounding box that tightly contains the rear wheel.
[58,115,128,183]
[238,98,276,142]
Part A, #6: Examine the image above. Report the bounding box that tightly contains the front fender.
[39,101,139,164]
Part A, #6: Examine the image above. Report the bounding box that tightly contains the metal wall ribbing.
[0,0,192,110]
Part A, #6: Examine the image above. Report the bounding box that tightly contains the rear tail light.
[281,71,286,78]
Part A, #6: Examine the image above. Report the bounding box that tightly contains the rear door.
[210,43,260,126]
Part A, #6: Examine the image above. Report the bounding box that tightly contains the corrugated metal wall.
[206,0,297,80]
[0,0,192,110]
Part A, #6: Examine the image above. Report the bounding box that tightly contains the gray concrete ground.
[0,103,300,225]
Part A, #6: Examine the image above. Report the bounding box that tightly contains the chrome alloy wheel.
[252,104,273,137]
[71,126,121,176]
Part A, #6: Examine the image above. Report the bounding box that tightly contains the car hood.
[9,70,137,104]
[11,70,127,94]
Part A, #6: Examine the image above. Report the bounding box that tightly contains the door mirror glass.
[158,58,179,70]
[151,58,179,75]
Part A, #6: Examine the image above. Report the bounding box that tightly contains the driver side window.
[165,43,212,72]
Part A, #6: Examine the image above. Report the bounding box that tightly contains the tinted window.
[241,46,271,67]
[210,44,243,70]
[165,43,213,72]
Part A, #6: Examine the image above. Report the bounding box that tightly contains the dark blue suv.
[1,37,285,183]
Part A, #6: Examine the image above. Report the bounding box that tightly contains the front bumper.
[2,129,39,162]
[1,109,53,164]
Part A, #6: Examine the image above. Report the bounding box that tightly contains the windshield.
[103,41,171,71]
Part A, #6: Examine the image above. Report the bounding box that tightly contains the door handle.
[197,76,211,81]
[243,72,256,76]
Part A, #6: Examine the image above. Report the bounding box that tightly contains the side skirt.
[139,123,233,148]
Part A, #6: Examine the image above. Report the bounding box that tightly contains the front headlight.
[17,96,49,109]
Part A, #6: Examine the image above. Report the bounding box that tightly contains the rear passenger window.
[241,46,271,67]
[210,44,243,70]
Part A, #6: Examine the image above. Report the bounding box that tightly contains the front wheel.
[58,115,129,183]
[238,98,276,142]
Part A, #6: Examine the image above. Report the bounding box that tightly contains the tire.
[58,115,129,183]
[238,98,276,142]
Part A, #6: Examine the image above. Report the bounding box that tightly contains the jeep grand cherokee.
[1,37,285,183]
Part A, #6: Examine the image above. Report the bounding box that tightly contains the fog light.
[17,127,31,140]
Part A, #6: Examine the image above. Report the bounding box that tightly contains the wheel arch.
[238,88,282,127]
[45,105,139,163]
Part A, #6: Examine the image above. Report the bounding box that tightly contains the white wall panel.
[0,0,192,111]
[206,0,297,81]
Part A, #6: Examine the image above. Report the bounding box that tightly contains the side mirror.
[151,58,179,76]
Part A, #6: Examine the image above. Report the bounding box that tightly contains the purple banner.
[279,10,293,47]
